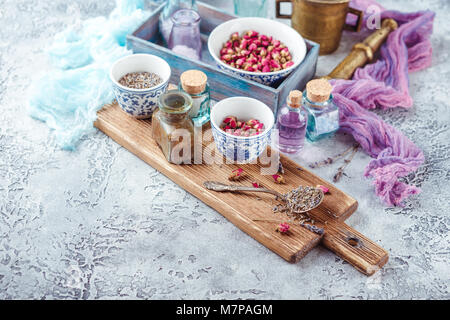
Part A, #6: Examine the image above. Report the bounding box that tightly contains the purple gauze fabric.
[330,0,435,206]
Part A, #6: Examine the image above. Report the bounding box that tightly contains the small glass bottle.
[179,70,210,126]
[159,0,197,44]
[152,90,195,164]
[168,9,202,60]
[303,79,339,142]
[233,0,269,18]
[275,90,307,154]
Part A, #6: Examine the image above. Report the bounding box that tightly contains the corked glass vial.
[152,90,195,164]
[303,79,339,142]
[178,69,211,126]
[275,90,307,154]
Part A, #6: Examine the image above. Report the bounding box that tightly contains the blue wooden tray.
[126,1,319,115]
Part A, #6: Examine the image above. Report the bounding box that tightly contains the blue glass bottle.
[179,70,210,126]
[303,79,339,142]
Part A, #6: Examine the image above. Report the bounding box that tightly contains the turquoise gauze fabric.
[28,0,151,150]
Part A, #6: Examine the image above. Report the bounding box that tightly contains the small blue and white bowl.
[110,54,171,119]
[211,97,275,163]
[208,17,307,86]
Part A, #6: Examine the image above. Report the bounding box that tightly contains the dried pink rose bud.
[283,61,294,68]
[252,182,260,188]
[224,116,237,124]
[222,54,232,62]
[248,43,257,52]
[231,32,239,41]
[276,223,290,234]
[246,30,259,38]
[316,185,329,194]
[272,174,285,184]
[236,58,245,67]
[262,65,271,73]
[270,60,281,69]
[229,168,244,181]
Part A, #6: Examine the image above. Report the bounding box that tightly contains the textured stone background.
[0,0,448,300]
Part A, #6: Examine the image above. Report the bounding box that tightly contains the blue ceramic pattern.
[216,64,292,86]
[112,82,169,118]
[212,124,272,163]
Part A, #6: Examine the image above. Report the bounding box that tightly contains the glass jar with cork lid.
[275,90,308,154]
[178,69,210,126]
[303,79,339,142]
[152,90,195,164]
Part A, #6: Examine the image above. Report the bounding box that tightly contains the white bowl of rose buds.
[211,96,275,163]
[208,17,307,86]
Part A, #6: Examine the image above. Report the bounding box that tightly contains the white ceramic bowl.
[208,17,307,86]
[110,54,171,119]
[211,97,275,163]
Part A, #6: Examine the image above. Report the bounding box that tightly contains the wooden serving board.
[95,102,388,276]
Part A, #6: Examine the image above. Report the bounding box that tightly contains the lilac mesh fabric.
[332,0,434,206]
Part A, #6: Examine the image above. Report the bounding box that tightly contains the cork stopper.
[306,79,332,103]
[287,90,302,108]
[180,70,207,95]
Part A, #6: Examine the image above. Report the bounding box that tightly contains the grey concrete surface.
[0,0,448,299]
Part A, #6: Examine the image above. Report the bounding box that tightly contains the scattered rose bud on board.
[316,185,329,194]
[228,168,244,181]
[220,31,293,73]
[276,223,290,234]
[272,174,285,184]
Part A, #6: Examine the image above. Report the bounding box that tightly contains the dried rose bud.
[248,43,257,52]
[229,119,237,129]
[236,58,245,67]
[229,168,244,181]
[273,40,281,47]
[246,30,259,37]
[316,185,329,194]
[283,61,294,69]
[224,116,237,124]
[276,223,290,234]
[253,122,264,130]
[231,32,239,41]
[225,41,232,49]
[222,54,232,62]
[272,174,285,184]
[262,65,271,73]
[270,60,281,69]
[252,182,260,188]
[280,47,290,57]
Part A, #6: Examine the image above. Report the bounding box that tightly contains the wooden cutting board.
[95,102,388,276]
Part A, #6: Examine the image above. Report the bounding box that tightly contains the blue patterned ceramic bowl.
[211,97,275,163]
[110,54,171,119]
[208,18,306,87]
